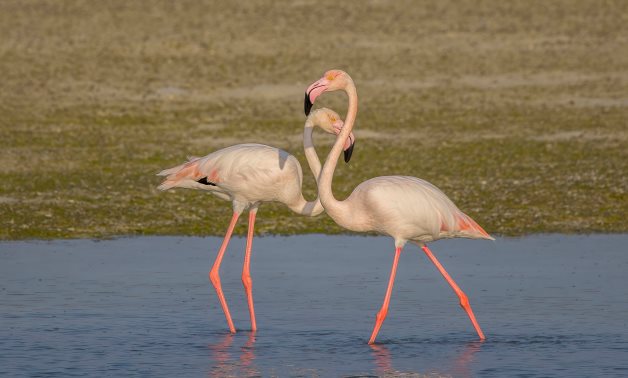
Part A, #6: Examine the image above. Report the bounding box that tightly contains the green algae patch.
[1,1,627,239]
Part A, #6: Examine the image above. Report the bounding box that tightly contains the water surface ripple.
[1,235,627,377]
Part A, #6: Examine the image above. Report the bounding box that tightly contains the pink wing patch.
[158,158,219,190]
[174,160,202,181]
[208,169,220,183]
[455,213,492,239]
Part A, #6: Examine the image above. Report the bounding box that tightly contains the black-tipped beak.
[304,92,313,116]
[344,140,355,163]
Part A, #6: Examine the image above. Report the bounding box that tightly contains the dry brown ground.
[1,0,626,239]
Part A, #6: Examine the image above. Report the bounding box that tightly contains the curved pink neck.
[293,121,324,216]
[318,79,358,221]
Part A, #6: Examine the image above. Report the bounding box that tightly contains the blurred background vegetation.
[1,0,626,239]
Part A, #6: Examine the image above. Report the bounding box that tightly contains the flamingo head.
[304,70,355,162]
[307,107,356,163]
[304,70,351,116]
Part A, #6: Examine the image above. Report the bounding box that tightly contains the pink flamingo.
[157,108,353,333]
[305,70,493,344]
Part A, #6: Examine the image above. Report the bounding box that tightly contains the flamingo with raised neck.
[305,69,493,344]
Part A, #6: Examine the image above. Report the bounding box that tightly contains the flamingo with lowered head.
[304,70,493,344]
[157,108,353,333]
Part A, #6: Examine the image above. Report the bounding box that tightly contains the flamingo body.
[157,108,346,334]
[159,144,307,213]
[339,175,492,245]
[305,70,491,344]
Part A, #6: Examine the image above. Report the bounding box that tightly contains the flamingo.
[157,108,354,333]
[304,70,493,344]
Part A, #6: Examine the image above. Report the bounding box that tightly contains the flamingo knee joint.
[458,292,470,309]
[241,275,253,290]
[209,270,221,287]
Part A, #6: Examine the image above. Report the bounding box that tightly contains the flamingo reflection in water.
[370,341,483,378]
[207,333,257,377]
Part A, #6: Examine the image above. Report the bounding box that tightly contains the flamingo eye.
[326,73,337,81]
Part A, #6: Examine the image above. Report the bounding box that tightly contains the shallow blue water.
[1,234,627,377]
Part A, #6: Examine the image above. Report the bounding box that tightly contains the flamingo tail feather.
[157,157,203,190]
[456,213,494,240]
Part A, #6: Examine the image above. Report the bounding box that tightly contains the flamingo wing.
[347,176,493,242]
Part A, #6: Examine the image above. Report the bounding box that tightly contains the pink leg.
[209,211,240,333]
[369,247,402,344]
[242,211,257,331]
[422,245,486,340]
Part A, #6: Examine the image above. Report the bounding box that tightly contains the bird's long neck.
[303,122,322,188]
[318,81,358,223]
[287,122,324,216]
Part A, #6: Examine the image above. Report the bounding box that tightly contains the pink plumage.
[157,108,347,334]
[305,70,492,344]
